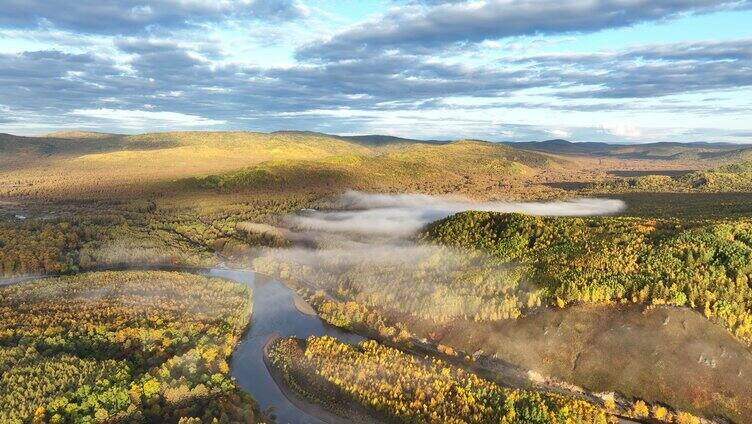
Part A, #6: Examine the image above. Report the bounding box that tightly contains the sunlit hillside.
[182,139,572,198]
[0,131,373,198]
[0,132,574,200]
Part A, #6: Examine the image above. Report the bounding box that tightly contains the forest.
[4,0,752,416]
[250,206,752,422]
[268,335,703,424]
[254,211,752,345]
[0,271,256,423]
[3,130,752,423]
[422,212,752,345]
[590,161,752,193]
[0,192,317,277]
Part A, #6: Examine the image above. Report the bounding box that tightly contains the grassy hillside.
[43,131,121,139]
[0,131,375,199]
[10,129,738,201]
[384,139,565,171]
[0,133,124,167]
[1,131,575,200]
[119,131,372,155]
[3,131,372,156]
[704,147,752,163]
[183,140,570,197]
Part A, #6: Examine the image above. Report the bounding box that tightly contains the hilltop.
[43,131,121,139]
[1,130,371,158]
[339,134,448,147]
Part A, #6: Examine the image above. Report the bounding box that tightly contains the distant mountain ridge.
[4,130,751,163]
[339,134,449,146]
[43,131,122,139]
[506,138,752,161]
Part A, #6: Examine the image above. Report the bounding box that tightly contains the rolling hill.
[183,139,570,197]
[0,131,568,200]
[9,129,751,201]
[0,132,123,162]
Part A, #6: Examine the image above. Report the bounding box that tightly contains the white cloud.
[545,128,571,139]
[599,123,643,138]
[480,40,502,49]
[69,108,226,128]
[1,1,752,142]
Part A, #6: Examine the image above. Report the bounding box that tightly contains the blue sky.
[0,0,751,143]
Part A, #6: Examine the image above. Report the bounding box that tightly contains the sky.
[0,0,751,143]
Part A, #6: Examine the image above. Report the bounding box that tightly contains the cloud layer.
[0,0,307,34]
[299,0,750,60]
[0,0,751,141]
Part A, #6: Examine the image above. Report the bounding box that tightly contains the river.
[207,269,365,424]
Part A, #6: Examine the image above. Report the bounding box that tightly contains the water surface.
[207,269,364,424]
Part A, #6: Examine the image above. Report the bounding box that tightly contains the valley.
[4,1,752,422]
[1,130,751,424]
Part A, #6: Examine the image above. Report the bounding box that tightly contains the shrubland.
[0,271,256,423]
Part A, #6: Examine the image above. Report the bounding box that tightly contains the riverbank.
[293,294,318,316]
[269,272,729,424]
[263,335,384,424]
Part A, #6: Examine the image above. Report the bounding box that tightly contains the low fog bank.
[251,191,626,322]
[287,191,625,237]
